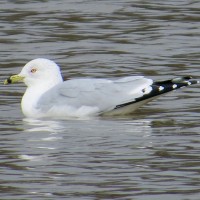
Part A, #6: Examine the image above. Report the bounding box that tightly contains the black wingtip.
[156,76,199,90]
[114,76,198,110]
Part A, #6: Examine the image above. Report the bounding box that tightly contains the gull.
[4,58,198,118]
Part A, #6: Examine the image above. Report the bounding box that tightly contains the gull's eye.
[31,68,37,73]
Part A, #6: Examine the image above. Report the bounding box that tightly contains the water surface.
[0,0,200,199]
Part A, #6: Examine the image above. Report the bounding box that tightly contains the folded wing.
[37,76,153,115]
[37,76,198,116]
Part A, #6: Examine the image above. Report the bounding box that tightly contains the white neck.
[21,80,62,117]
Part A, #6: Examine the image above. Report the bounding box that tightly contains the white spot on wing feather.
[159,86,164,91]
[172,84,177,89]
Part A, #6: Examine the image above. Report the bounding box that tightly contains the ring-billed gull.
[4,58,198,118]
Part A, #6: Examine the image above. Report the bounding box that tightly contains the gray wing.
[37,76,153,114]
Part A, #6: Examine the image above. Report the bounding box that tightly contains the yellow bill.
[4,75,25,85]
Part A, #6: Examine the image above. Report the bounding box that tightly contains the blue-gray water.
[0,0,200,199]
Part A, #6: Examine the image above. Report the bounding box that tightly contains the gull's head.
[4,58,63,87]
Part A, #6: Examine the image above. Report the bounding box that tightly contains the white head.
[5,58,63,88]
[4,58,64,118]
[20,58,63,87]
